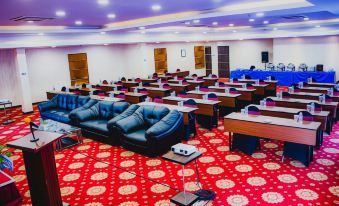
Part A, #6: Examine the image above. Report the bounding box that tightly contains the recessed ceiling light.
[156,42,160,44]
[232,30,237,33]
[239,38,243,40]
[229,23,234,27]
[263,20,269,24]
[203,31,207,34]
[174,31,179,34]
[107,13,116,19]
[212,22,218,26]
[75,20,82,25]
[97,0,109,5]
[55,10,66,17]
[38,33,44,36]
[103,43,109,46]
[303,17,309,21]
[249,18,255,22]
[139,26,145,30]
[151,4,161,11]
[27,20,34,24]
[100,31,106,35]
[185,41,190,43]
[273,27,278,30]
[315,25,321,28]
[193,19,200,23]
[51,46,56,48]
[141,31,146,34]
[256,12,264,17]
[184,21,191,25]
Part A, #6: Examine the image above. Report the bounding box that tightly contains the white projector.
[171,143,197,156]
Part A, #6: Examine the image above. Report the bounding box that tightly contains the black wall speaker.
[316,64,323,72]
[261,51,269,63]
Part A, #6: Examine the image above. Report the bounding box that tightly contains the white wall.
[273,35,339,79]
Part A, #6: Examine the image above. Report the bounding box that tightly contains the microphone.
[24,118,40,142]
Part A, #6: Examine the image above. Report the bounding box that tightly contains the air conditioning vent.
[281,15,306,20]
[10,16,55,22]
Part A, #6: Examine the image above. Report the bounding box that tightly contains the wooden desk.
[95,84,120,92]
[122,81,139,91]
[132,86,171,98]
[69,87,98,96]
[108,91,147,104]
[264,80,278,94]
[46,91,75,100]
[203,77,218,87]
[224,82,268,96]
[168,80,204,90]
[7,131,68,206]
[140,78,157,84]
[172,71,190,77]
[268,97,338,119]
[186,91,240,108]
[208,86,256,102]
[150,83,189,94]
[224,112,320,146]
[299,87,329,94]
[138,102,197,138]
[163,96,220,130]
[307,82,335,88]
[90,95,123,102]
[290,92,339,107]
[249,104,329,131]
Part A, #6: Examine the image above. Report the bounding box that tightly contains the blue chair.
[61,86,66,92]
[232,106,261,155]
[283,111,314,166]
[281,91,290,98]
[245,75,251,79]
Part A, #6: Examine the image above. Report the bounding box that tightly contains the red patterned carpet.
[0,105,338,206]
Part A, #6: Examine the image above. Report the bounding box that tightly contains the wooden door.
[218,46,230,78]
[205,46,212,76]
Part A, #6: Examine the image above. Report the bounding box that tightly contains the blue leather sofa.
[70,101,130,144]
[114,105,184,156]
[38,94,97,124]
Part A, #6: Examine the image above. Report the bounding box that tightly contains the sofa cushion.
[112,102,130,118]
[66,95,78,110]
[98,102,114,120]
[41,109,70,124]
[123,129,148,147]
[142,105,169,127]
[80,119,109,134]
[77,96,91,107]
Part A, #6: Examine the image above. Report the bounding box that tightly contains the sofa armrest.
[146,110,183,141]
[38,98,57,112]
[115,110,144,134]
[107,105,140,131]
[69,99,98,120]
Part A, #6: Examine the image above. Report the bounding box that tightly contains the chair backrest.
[245,75,251,79]
[232,78,239,83]
[297,111,314,121]
[265,97,275,106]
[61,86,66,92]
[143,82,151,87]
[153,96,163,103]
[259,80,265,85]
[183,99,198,108]
[229,87,238,94]
[135,78,141,83]
[140,105,170,127]
[153,73,158,77]
[246,83,254,89]
[116,81,123,85]
[250,65,255,70]
[211,74,218,78]
[95,84,101,89]
[121,77,126,82]
[82,83,87,88]
[102,80,108,85]
[178,91,187,98]
[176,68,181,72]
[192,74,198,77]
[163,83,170,89]
[120,87,128,92]
[334,88,339,96]
[219,82,225,87]
[247,105,261,115]
[308,102,322,111]
[138,88,148,94]
[281,91,290,98]
[116,92,125,99]
[207,93,218,100]
[324,94,333,103]
[199,86,209,92]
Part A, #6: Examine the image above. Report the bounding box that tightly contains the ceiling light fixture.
[141,31,146,34]
[203,31,207,34]
[55,10,66,17]
[263,20,269,24]
[315,25,321,28]
[212,22,218,26]
[107,13,116,19]
[103,43,109,46]
[303,17,309,21]
[100,31,106,35]
[229,23,234,27]
[38,33,44,36]
[151,4,162,11]
[27,21,34,24]
[139,26,145,30]
[174,31,179,34]
[51,46,56,48]
[193,19,200,23]
[156,42,160,44]
[256,12,264,17]
[273,27,278,30]
[75,20,82,25]
[232,30,237,33]
[98,0,109,5]
[249,18,255,22]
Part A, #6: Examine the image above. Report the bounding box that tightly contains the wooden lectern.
[7,131,68,206]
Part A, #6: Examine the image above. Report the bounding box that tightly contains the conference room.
[0,0,338,205]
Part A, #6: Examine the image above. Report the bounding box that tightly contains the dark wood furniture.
[7,131,68,206]
[307,82,335,88]
[299,87,329,94]
[132,86,171,98]
[69,87,98,96]
[162,151,202,206]
[208,86,256,102]
[122,81,139,91]
[150,83,189,94]
[0,170,22,206]
[154,48,167,74]
[168,80,204,91]
[68,53,89,86]
[205,46,212,76]
[202,77,218,87]
[194,46,205,69]
[108,91,147,104]
[46,91,75,100]
[217,46,230,78]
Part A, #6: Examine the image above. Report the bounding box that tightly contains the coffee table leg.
[182,164,186,204]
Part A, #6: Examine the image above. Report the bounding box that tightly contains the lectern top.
[6,131,64,153]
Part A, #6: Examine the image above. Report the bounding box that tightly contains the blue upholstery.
[38,94,95,124]
[70,101,130,143]
[114,105,184,156]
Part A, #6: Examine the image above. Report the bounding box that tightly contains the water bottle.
[195,86,200,91]
[139,83,142,88]
[53,85,56,91]
[299,112,303,122]
[89,91,93,96]
[230,78,233,83]
[225,88,229,94]
[311,102,315,113]
[263,98,267,107]
[171,91,175,97]
[114,87,118,92]
[179,80,183,85]
[245,106,248,115]
[134,88,138,93]
[215,82,219,87]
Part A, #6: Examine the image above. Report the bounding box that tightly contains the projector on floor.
[171,143,197,156]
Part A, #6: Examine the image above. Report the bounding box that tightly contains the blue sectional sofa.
[38,94,97,124]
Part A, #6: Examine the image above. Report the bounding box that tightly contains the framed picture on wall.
[181,49,186,57]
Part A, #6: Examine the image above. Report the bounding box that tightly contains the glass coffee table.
[38,119,83,151]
